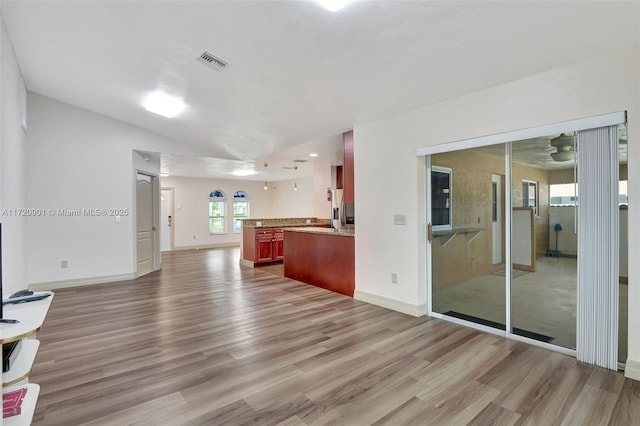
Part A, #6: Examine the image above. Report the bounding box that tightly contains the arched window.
[233,191,250,233]
[208,190,226,234]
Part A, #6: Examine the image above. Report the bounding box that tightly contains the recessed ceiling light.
[309,153,318,157]
[143,91,185,118]
[232,170,257,177]
[160,173,170,177]
[316,0,352,12]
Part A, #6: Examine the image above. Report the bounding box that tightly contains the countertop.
[285,226,355,237]
[242,218,331,228]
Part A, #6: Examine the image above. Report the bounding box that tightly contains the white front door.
[136,173,155,276]
[160,188,173,252]
[492,174,503,265]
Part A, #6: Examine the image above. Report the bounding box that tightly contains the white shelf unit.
[3,339,41,387]
[3,383,40,426]
[2,292,53,425]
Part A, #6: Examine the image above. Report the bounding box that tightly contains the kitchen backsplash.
[242,218,332,228]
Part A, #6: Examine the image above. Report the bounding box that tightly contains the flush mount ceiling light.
[143,91,185,118]
[316,0,352,12]
[550,133,575,162]
[309,153,318,157]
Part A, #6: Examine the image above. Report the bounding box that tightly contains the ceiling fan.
[550,131,627,162]
[550,133,575,162]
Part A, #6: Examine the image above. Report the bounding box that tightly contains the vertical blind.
[576,125,619,370]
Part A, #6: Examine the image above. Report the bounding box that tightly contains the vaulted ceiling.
[2,1,638,179]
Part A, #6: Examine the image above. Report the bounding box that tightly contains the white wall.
[354,48,640,375]
[159,176,272,249]
[270,176,316,218]
[25,93,217,286]
[314,165,332,219]
[1,14,27,296]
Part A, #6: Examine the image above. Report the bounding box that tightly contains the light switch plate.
[394,215,406,225]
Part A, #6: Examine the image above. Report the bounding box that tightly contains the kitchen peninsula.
[283,227,355,297]
[240,218,330,267]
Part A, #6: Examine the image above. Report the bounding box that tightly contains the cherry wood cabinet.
[343,130,354,204]
[243,227,284,264]
[284,229,355,297]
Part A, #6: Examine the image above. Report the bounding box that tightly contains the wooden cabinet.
[343,130,354,204]
[284,230,355,297]
[243,227,284,265]
[273,230,284,260]
[1,292,54,425]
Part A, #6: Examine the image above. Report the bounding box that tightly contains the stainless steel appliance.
[330,189,344,230]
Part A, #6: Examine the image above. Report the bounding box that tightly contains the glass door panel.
[431,146,506,330]
[619,138,628,364]
[510,136,576,349]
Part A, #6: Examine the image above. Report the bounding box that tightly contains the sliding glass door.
[426,116,626,367]
[430,146,506,331]
[510,136,577,350]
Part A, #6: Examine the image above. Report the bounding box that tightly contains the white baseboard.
[172,242,240,251]
[354,290,426,317]
[239,259,255,268]
[28,273,137,291]
[624,358,640,381]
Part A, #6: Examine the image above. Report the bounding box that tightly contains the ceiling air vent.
[293,159,308,163]
[197,51,227,71]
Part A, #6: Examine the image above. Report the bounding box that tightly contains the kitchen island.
[240,218,331,267]
[283,227,355,297]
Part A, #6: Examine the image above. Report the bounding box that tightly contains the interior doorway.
[136,172,158,276]
[160,188,174,252]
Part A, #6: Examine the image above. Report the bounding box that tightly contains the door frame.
[160,187,175,252]
[135,170,160,276]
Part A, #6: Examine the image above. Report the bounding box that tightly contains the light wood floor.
[31,248,639,425]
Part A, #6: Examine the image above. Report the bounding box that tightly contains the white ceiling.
[2,1,639,180]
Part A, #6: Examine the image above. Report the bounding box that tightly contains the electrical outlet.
[306,219,311,224]
[61,260,68,269]
[256,221,262,226]
[391,273,398,284]
[394,215,406,225]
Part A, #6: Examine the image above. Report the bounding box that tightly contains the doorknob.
[427,222,432,243]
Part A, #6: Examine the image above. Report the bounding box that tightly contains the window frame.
[522,179,539,216]
[431,166,453,231]
[232,191,250,234]
[208,190,226,235]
